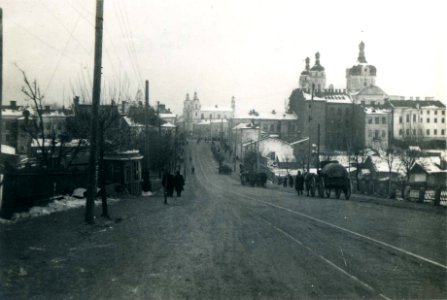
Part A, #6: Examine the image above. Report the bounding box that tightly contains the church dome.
[356,85,386,96]
[300,57,310,75]
[348,64,376,76]
[310,52,325,71]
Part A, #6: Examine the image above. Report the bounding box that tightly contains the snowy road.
[0,140,446,299]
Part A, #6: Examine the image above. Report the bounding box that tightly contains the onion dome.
[300,57,311,75]
[310,52,325,71]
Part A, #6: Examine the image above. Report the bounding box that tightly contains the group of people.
[162,170,185,198]
[276,171,305,195]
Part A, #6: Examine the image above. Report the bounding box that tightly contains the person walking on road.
[191,166,195,174]
[161,170,170,204]
[174,170,185,197]
[295,171,304,196]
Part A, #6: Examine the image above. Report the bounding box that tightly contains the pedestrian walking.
[174,170,185,197]
[191,166,195,174]
[288,174,294,188]
[295,171,304,196]
[161,170,170,204]
[283,176,288,187]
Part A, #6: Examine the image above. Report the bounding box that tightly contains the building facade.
[388,99,446,142]
[182,92,235,134]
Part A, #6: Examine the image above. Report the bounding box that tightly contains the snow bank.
[1,196,120,224]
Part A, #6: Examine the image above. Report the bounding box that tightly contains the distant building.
[229,110,298,142]
[356,107,392,150]
[182,92,235,134]
[299,52,326,91]
[387,99,446,142]
[346,42,388,105]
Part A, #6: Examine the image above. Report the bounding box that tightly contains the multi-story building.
[289,88,355,152]
[388,99,446,142]
[362,107,392,150]
[229,110,298,142]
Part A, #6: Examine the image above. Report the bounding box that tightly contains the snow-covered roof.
[414,157,444,174]
[364,107,391,114]
[161,122,176,128]
[370,155,404,174]
[31,138,89,148]
[303,92,352,104]
[197,119,228,125]
[1,144,16,155]
[201,105,233,112]
[123,116,144,128]
[1,109,23,117]
[159,113,176,119]
[232,122,259,130]
[235,111,297,120]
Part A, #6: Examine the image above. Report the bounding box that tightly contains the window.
[412,129,416,135]
[427,110,430,115]
[435,110,438,115]
[418,129,423,135]
[442,129,445,135]
[270,124,274,132]
[413,115,416,122]
[263,124,268,131]
[399,129,403,136]
[382,130,386,138]
[368,130,372,137]
[209,114,212,119]
[442,110,445,115]
[434,129,438,135]
[406,129,410,136]
[434,117,438,123]
[426,129,430,135]
[399,116,402,123]
[217,114,221,119]
[427,118,430,123]
[442,118,445,123]
[406,115,410,122]
[382,117,386,124]
[375,117,379,124]
[368,117,372,124]
[374,130,379,138]
[201,114,204,119]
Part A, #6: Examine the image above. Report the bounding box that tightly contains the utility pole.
[85,0,104,224]
[256,124,261,172]
[0,8,3,147]
[144,80,152,191]
[307,84,315,172]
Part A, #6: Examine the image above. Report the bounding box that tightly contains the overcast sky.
[2,0,446,115]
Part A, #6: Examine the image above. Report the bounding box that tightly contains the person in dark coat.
[174,171,185,197]
[283,176,288,187]
[288,174,294,188]
[295,171,304,195]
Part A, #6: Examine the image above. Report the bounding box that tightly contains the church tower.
[182,93,194,132]
[309,52,326,91]
[346,41,377,93]
[192,91,201,123]
[299,57,311,89]
[299,53,326,91]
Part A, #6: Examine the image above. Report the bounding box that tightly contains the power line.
[44,15,81,95]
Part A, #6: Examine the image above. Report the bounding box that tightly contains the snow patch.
[142,191,154,197]
[2,196,120,224]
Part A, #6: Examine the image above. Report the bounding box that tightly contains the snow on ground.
[0,196,120,224]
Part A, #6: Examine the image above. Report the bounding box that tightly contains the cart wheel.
[345,185,351,200]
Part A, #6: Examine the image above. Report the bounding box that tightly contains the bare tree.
[398,148,420,182]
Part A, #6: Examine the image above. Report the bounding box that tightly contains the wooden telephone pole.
[85,0,104,224]
[0,8,3,147]
[144,80,152,191]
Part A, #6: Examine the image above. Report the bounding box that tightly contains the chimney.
[10,101,17,109]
